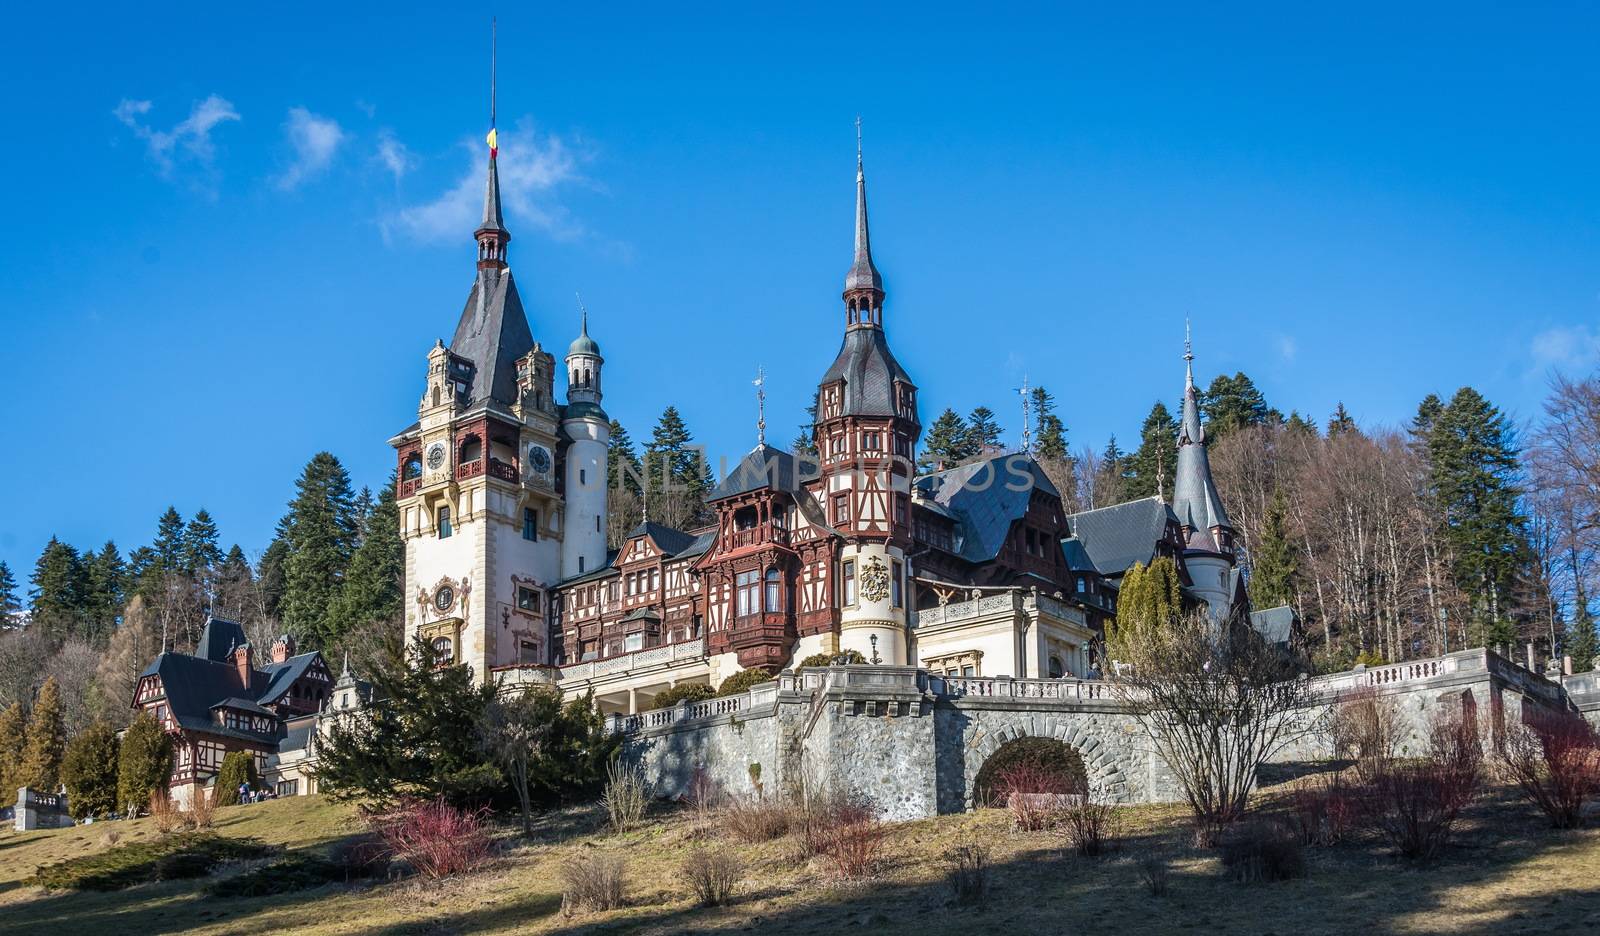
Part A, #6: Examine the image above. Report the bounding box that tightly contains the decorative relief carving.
[860,556,890,603]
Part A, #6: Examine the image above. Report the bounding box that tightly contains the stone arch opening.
[971,736,1088,807]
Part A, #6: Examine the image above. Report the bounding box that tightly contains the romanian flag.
[486,127,498,159]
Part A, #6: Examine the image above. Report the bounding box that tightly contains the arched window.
[1048,655,1064,679]
[432,386,441,407]
[432,636,454,666]
[734,506,758,531]
[459,436,482,463]
[403,455,422,479]
[764,568,781,612]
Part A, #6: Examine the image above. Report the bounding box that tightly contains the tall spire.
[754,366,767,447]
[843,116,884,329]
[475,18,509,268]
[1171,324,1233,553]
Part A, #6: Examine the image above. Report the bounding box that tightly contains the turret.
[561,309,610,578]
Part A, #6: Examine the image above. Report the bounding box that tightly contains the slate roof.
[451,268,535,408]
[1059,537,1096,573]
[1064,497,1177,577]
[279,717,317,754]
[819,328,915,419]
[709,444,820,501]
[845,159,882,294]
[627,521,699,558]
[915,453,1059,564]
[195,618,248,662]
[1250,605,1299,646]
[213,697,277,718]
[1172,362,1232,541]
[257,653,320,705]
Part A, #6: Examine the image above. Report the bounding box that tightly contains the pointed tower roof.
[567,304,600,357]
[1171,325,1232,549]
[844,119,882,295]
[449,21,534,408]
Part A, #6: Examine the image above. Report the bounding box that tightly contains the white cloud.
[375,129,414,183]
[383,120,584,244]
[1530,324,1600,375]
[1277,335,1298,362]
[114,94,241,177]
[275,107,345,191]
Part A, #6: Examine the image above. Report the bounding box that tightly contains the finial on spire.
[754,366,767,447]
[1183,318,1195,388]
[855,115,863,174]
[577,292,588,335]
[474,18,509,262]
[1019,374,1032,453]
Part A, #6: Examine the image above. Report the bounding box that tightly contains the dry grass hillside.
[1,786,1598,935]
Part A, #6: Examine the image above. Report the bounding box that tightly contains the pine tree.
[351,488,377,545]
[1327,402,1358,438]
[1428,387,1531,647]
[1284,411,1319,437]
[643,407,710,529]
[1093,436,1131,506]
[966,406,1004,452]
[0,561,20,629]
[328,477,405,643]
[1567,583,1597,673]
[279,452,359,647]
[607,419,643,494]
[792,389,820,458]
[1108,558,1182,660]
[1409,393,1444,450]
[182,509,223,576]
[17,676,65,791]
[0,701,25,795]
[29,538,87,641]
[153,507,187,574]
[920,408,975,471]
[117,711,173,814]
[257,537,289,622]
[60,722,120,819]
[1249,491,1298,609]
[82,542,125,644]
[1031,387,1069,460]
[1126,402,1178,500]
[1201,372,1271,440]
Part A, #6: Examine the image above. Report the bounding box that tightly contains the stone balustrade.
[607,678,779,734]
[560,638,706,681]
[910,590,1086,629]
[930,674,1118,702]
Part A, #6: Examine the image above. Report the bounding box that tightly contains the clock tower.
[389,80,571,681]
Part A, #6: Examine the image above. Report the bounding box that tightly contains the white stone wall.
[561,419,609,579]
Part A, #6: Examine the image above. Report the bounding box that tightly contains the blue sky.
[3,2,1599,574]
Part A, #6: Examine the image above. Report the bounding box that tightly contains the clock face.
[426,442,447,471]
[528,445,551,474]
[433,586,455,613]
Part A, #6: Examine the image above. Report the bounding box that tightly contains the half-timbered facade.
[132,619,333,806]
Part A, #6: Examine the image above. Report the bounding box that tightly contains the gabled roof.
[213,697,277,718]
[818,328,915,419]
[450,267,535,408]
[626,521,699,558]
[257,653,321,705]
[195,618,248,662]
[279,716,317,754]
[915,453,1059,564]
[1064,496,1176,577]
[709,445,820,501]
[138,653,278,744]
[1250,605,1299,646]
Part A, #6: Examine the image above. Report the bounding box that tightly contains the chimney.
[271,634,296,664]
[232,643,253,690]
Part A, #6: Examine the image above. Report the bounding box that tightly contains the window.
[596,514,602,533]
[516,585,540,613]
[764,568,781,611]
[841,560,857,606]
[155,704,168,725]
[459,436,482,463]
[891,560,903,608]
[437,506,452,538]
[579,468,587,485]
[579,556,586,573]
[523,508,538,541]
[736,569,760,616]
[431,636,454,665]
[1049,655,1065,679]
[519,640,539,664]
[649,568,659,592]
[863,431,882,451]
[894,495,907,526]
[403,455,422,479]
[1076,577,1087,593]
[624,633,643,652]
[277,779,299,797]
[832,493,850,525]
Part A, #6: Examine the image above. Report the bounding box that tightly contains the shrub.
[184,788,217,830]
[721,793,790,843]
[210,854,343,897]
[369,797,495,879]
[1056,791,1118,856]
[1331,687,1401,782]
[995,761,1075,831]
[1137,855,1170,896]
[1287,773,1359,846]
[1366,708,1481,861]
[650,683,715,709]
[683,846,739,906]
[818,808,885,879]
[31,832,271,891]
[329,833,392,881]
[1219,822,1306,883]
[118,712,173,816]
[716,668,775,697]
[799,650,866,668]
[1496,710,1600,829]
[601,760,652,834]
[945,840,990,907]
[150,790,182,834]
[60,722,120,820]
[213,751,259,807]
[974,738,1087,808]
[561,855,627,913]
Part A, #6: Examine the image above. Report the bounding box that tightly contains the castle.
[388,90,1274,717]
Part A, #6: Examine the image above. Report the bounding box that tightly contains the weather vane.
[754,366,767,447]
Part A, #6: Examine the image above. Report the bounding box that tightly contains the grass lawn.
[2,786,1598,935]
